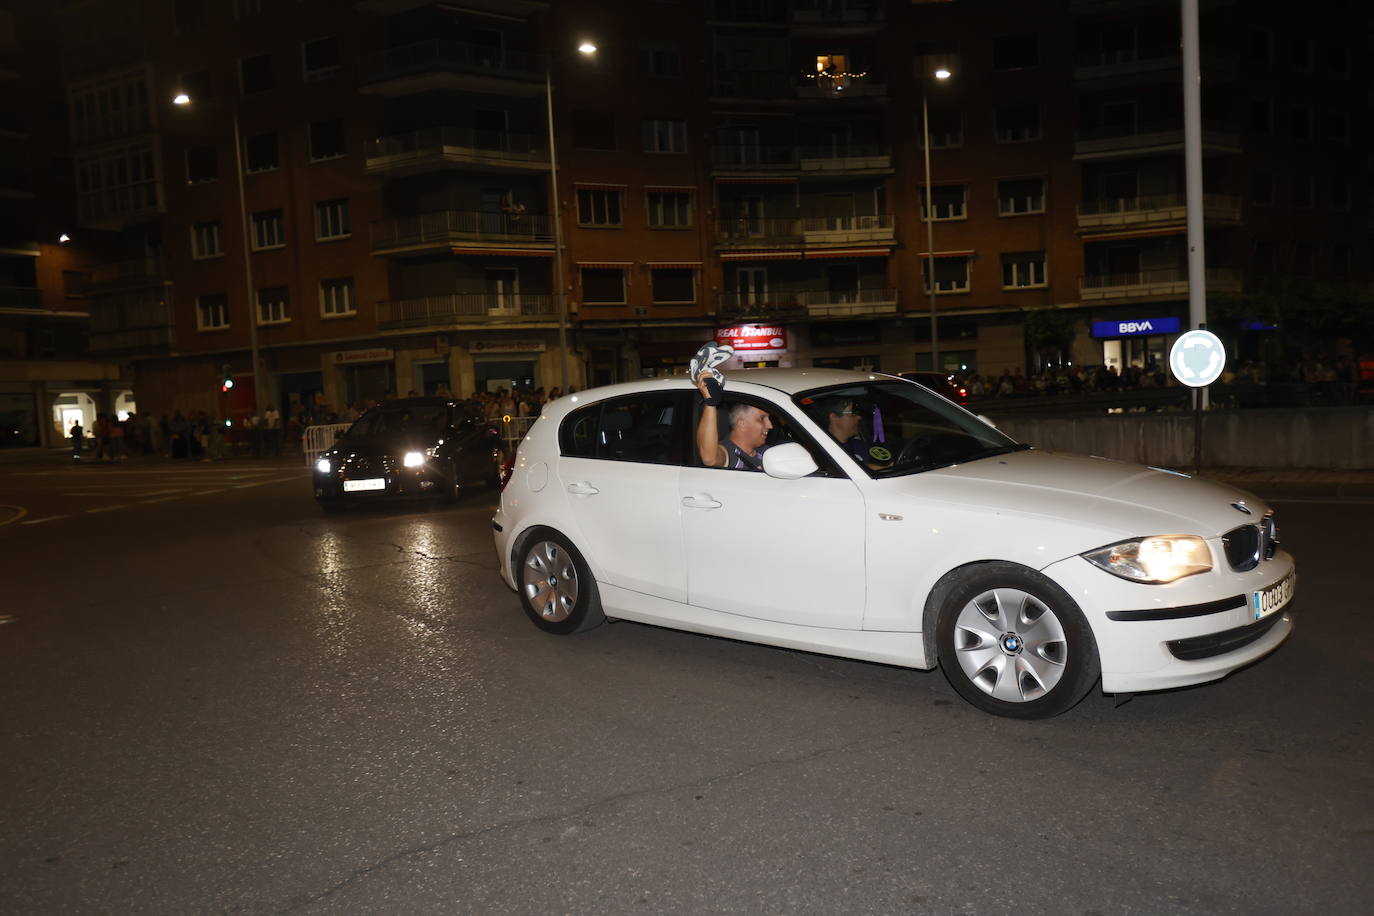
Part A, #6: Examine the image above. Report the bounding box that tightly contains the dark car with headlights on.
[313,398,503,510]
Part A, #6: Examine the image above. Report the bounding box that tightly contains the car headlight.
[1082,535,1212,584]
[403,451,424,467]
[316,458,331,474]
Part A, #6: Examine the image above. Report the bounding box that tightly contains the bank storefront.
[1090,314,1182,373]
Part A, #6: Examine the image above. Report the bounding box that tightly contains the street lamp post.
[173,93,261,417]
[920,66,951,375]
[545,41,597,394]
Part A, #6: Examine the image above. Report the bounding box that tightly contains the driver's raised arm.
[695,371,727,466]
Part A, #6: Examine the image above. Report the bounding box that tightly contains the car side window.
[695,397,845,477]
[559,394,682,465]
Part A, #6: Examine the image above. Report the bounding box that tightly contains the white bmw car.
[492,369,1294,718]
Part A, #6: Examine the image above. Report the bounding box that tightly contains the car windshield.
[346,405,448,439]
[793,380,1025,476]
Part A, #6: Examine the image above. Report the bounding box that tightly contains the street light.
[545,40,597,393]
[173,92,261,417]
[920,64,952,375]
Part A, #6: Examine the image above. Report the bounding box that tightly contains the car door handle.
[566,482,599,496]
[682,495,722,510]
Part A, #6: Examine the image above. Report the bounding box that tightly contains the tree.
[1022,307,1080,370]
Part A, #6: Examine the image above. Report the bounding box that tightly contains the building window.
[923,256,970,294]
[1248,99,1272,133]
[196,293,229,330]
[1247,28,1272,67]
[651,268,695,303]
[1330,175,1350,211]
[320,277,355,316]
[1290,38,1312,72]
[186,146,217,184]
[257,286,289,324]
[647,190,692,228]
[920,184,967,221]
[1327,44,1350,78]
[1324,111,1349,142]
[643,119,688,153]
[920,110,962,148]
[1001,251,1047,289]
[1290,107,1312,141]
[642,42,682,77]
[245,132,278,173]
[309,119,346,161]
[572,111,616,150]
[251,209,285,249]
[581,267,626,304]
[995,104,1042,143]
[70,67,153,145]
[998,178,1044,215]
[993,33,1038,70]
[577,189,623,226]
[315,199,350,240]
[302,37,340,80]
[240,54,274,95]
[1250,172,1275,206]
[76,143,160,223]
[1295,176,1314,210]
[1252,240,1278,275]
[191,220,222,259]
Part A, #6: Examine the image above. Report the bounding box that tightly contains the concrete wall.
[986,407,1374,470]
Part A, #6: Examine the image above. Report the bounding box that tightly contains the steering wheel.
[894,435,931,467]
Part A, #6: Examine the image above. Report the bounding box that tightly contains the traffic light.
[221,364,234,392]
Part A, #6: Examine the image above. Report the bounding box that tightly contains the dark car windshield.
[346,405,449,440]
[794,380,1024,476]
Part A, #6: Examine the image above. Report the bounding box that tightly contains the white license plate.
[343,478,386,492]
[1253,570,1295,621]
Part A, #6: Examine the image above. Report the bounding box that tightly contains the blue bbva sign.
[1090,316,1181,339]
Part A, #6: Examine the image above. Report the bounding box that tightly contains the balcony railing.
[365,127,548,172]
[801,214,894,242]
[360,39,541,85]
[795,72,886,99]
[798,144,890,171]
[371,209,553,252]
[710,0,788,23]
[714,69,793,99]
[720,287,897,317]
[88,325,175,354]
[377,293,555,329]
[717,215,893,246]
[717,217,804,245]
[791,0,884,24]
[0,286,43,309]
[1078,192,1242,229]
[1080,266,1243,299]
[86,256,167,290]
[1074,121,1241,158]
[713,145,801,170]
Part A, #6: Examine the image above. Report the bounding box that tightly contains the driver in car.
[817,396,892,468]
[695,370,773,470]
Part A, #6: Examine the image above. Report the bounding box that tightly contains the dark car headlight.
[316,458,331,474]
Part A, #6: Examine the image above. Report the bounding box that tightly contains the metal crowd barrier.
[303,423,351,466]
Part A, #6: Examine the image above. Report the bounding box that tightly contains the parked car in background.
[313,397,502,510]
[492,369,1295,719]
[897,370,969,404]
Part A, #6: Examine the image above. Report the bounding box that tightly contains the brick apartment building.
[5,0,1367,436]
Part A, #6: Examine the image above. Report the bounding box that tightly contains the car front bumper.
[1041,547,1296,694]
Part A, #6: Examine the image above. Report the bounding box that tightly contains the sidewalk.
[0,446,307,471]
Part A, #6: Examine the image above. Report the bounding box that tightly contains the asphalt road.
[1,458,1371,914]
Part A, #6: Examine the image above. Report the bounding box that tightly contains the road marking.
[139,496,180,504]
[20,515,67,525]
[196,489,226,496]
[86,504,129,513]
[0,504,30,526]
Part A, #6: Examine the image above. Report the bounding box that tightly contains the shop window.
[582,267,626,304]
[647,191,692,228]
[320,277,355,316]
[993,33,1038,70]
[251,209,285,249]
[1331,246,1350,280]
[302,37,340,80]
[920,184,966,221]
[192,220,222,259]
[1002,251,1047,289]
[998,178,1044,215]
[577,188,622,227]
[651,268,695,304]
[245,131,278,173]
[239,54,273,94]
[186,146,217,184]
[257,286,289,325]
[994,104,1041,143]
[309,119,346,161]
[197,293,229,330]
[315,198,350,240]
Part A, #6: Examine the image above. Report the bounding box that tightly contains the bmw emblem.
[1231,502,1252,515]
[1001,633,1023,654]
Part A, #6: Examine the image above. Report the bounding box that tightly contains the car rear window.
[560,394,680,464]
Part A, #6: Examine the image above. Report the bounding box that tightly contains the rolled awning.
[805,248,892,259]
[575,261,635,269]
[715,176,798,184]
[646,261,703,268]
[451,248,553,258]
[719,250,803,261]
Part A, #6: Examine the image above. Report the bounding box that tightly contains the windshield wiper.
[959,443,1032,463]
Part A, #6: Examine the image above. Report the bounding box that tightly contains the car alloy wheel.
[516,529,604,635]
[937,563,1098,718]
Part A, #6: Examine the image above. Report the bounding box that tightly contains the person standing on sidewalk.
[69,419,83,460]
[263,403,281,456]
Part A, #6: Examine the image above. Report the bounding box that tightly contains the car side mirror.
[762,442,818,480]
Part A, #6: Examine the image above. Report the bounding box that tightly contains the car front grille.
[1221,514,1278,571]
[341,456,395,477]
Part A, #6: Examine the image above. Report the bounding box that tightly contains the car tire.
[936,563,1099,719]
[516,528,604,635]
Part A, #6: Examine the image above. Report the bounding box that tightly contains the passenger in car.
[694,370,772,470]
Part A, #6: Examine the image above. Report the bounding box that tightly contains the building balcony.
[371,209,553,256]
[713,70,793,101]
[1073,121,1241,160]
[377,293,556,330]
[801,214,894,244]
[86,295,174,355]
[0,286,42,309]
[717,217,803,248]
[85,256,167,292]
[1077,192,1242,232]
[710,0,788,24]
[712,144,892,175]
[795,72,886,100]
[1073,46,1236,84]
[365,127,549,176]
[716,215,894,249]
[790,0,885,29]
[1080,266,1243,302]
[359,39,543,97]
[719,287,897,319]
